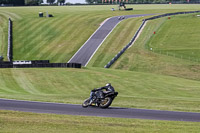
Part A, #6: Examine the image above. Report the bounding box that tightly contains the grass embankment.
[90,13,200,80]
[1,110,200,133]
[0,68,200,112]
[147,14,200,61]
[0,6,144,63]
[0,5,200,63]
[113,14,200,80]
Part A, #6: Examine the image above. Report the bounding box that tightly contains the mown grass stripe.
[41,15,87,60]
[24,18,66,59]
[0,69,25,94]
[14,19,48,51]
[14,14,86,60]
[14,18,60,60]
[44,15,100,62]
[11,69,41,94]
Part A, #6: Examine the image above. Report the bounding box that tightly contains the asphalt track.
[1,99,200,122]
[68,14,155,66]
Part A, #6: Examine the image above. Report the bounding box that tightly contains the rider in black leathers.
[89,83,115,104]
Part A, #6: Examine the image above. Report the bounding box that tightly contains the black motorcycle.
[82,90,118,108]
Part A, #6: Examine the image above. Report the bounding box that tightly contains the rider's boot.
[89,98,94,105]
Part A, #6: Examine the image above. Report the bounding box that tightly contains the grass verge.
[0,68,200,112]
[0,110,200,133]
[147,14,200,61]
[109,14,200,80]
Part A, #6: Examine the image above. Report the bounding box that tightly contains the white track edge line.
[85,16,146,67]
[84,20,121,67]
[68,17,111,63]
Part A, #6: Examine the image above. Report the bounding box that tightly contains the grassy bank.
[147,14,200,61]
[102,14,200,80]
[0,110,200,133]
[0,68,200,112]
[0,5,200,63]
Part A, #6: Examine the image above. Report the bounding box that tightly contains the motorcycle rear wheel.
[99,97,112,108]
[82,98,90,108]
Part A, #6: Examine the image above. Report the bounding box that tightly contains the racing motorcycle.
[82,90,118,108]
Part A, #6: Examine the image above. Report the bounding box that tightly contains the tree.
[25,0,40,5]
[0,0,25,5]
[85,0,100,4]
[85,0,91,3]
[58,0,65,5]
[47,0,55,4]
[0,0,6,4]
[39,0,43,4]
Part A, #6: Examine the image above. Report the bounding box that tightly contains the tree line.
[0,0,66,6]
[0,0,25,5]
[1,0,200,5]
[86,0,172,4]
[86,0,200,4]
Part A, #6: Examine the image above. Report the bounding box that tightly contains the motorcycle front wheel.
[99,97,112,109]
[82,98,90,108]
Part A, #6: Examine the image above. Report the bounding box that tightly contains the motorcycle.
[82,90,118,108]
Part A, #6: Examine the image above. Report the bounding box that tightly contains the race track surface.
[68,14,155,66]
[0,99,200,122]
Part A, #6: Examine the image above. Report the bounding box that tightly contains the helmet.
[106,83,111,86]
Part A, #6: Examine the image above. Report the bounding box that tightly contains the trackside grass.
[88,17,145,67]
[147,14,200,61]
[1,110,200,133]
[0,68,200,112]
[100,14,200,80]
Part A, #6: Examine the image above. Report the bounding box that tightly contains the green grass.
[0,5,200,63]
[0,5,199,110]
[1,110,200,133]
[98,14,200,80]
[0,68,200,112]
[147,14,200,61]
[88,17,144,67]
[1,6,200,132]
[0,14,8,60]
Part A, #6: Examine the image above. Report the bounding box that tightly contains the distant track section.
[0,99,200,122]
[68,14,155,67]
